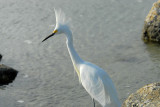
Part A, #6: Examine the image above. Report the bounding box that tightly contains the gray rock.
[122,82,160,107]
[142,0,160,43]
[0,64,18,85]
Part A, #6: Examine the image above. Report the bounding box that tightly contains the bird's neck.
[65,30,83,72]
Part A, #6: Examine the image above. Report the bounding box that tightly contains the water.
[0,0,159,107]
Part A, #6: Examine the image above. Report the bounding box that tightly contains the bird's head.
[42,9,70,42]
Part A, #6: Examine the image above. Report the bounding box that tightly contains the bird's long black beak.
[42,33,55,42]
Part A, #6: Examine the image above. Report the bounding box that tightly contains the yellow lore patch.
[53,29,58,33]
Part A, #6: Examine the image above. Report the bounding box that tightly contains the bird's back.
[80,62,121,107]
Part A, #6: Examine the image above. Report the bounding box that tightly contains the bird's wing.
[80,63,111,106]
[101,71,120,106]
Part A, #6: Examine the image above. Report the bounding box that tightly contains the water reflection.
[144,42,160,65]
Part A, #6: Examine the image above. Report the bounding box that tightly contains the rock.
[0,64,18,85]
[122,82,160,107]
[142,0,160,42]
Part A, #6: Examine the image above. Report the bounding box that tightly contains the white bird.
[42,9,121,107]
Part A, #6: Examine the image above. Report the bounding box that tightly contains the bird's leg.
[92,99,95,107]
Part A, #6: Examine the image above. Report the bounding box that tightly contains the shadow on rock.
[0,54,2,61]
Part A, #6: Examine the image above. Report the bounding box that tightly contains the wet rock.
[122,82,160,107]
[142,0,160,42]
[0,64,18,85]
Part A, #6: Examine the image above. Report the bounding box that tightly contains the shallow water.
[0,0,159,107]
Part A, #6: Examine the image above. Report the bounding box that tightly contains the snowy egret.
[42,9,121,107]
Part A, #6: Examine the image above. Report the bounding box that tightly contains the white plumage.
[42,9,121,107]
[80,62,121,107]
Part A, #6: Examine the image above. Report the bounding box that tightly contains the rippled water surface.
[0,0,159,107]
